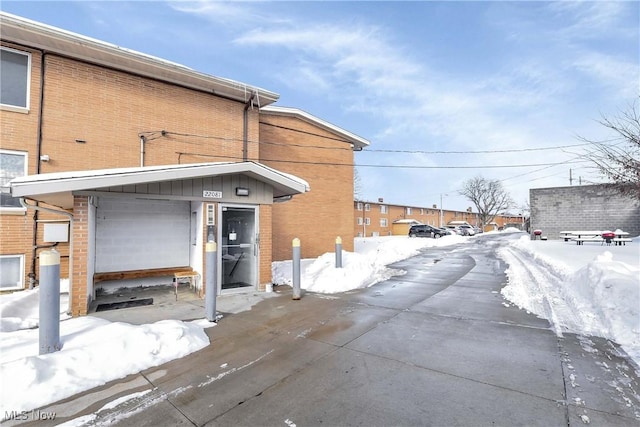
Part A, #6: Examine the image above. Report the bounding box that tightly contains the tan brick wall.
[259,205,272,288]
[1,50,257,297]
[1,44,43,290]
[259,114,355,260]
[71,196,89,315]
[38,55,253,172]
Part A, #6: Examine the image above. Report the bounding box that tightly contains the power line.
[176,151,589,169]
[143,127,599,155]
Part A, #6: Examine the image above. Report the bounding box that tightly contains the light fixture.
[235,187,249,196]
[40,155,50,162]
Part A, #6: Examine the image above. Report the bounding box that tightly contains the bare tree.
[579,100,640,201]
[353,168,363,199]
[459,176,513,227]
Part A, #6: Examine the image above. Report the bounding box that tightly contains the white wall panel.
[95,197,190,272]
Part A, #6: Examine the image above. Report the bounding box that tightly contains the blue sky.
[2,1,638,212]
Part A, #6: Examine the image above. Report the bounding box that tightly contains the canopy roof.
[7,162,310,209]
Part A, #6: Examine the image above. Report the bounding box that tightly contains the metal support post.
[205,242,217,322]
[335,236,343,268]
[39,249,61,355]
[292,238,301,300]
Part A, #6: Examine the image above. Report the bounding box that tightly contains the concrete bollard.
[205,242,217,322]
[292,238,301,300]
[39,249,61,355]
[335,236,343,268]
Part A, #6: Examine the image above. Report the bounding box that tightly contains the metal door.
[219,205,258,292]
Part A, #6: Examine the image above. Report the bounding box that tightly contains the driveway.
[24,233,640,426]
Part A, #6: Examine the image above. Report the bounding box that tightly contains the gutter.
[29,50,47,289]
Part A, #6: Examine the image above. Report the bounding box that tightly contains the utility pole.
[439,194,442,228]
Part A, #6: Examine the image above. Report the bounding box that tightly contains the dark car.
[408,224,446,238]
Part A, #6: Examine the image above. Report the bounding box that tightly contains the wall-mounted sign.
[203,190,223,199]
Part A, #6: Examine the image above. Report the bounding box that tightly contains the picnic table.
[559,230,632,246]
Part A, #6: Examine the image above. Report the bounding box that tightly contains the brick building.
[353,200,524,237]
[0,13,368,315]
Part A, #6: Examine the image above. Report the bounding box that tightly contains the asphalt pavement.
[13,233,640,426]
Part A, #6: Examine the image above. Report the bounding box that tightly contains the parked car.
[437,227,453,236]
[458,224,476,236]
[444,225,463,235]
[408,224,447,238]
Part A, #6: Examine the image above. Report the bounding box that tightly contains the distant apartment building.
[354,200,524,237]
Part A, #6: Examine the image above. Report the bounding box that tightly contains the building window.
[1,150,27,209]
[357,217,363,225]
[380,205,387,214]
[356,202,363,211]
[365,204,371,211]
[406,207,412,215]
[365,218,371,225]
[1,47,31,111]
[0,255,24,290]
[420,208,424,215]
[380,218,388,227]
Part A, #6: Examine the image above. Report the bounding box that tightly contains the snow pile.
[0,317,209,413]
[499,235,639,362]
[272,234,468,293]
[0,279,70,332]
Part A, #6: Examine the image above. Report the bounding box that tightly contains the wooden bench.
[94,267,201,298]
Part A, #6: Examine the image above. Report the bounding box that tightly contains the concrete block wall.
[530,184,640,239]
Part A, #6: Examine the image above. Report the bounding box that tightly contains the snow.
[1,230,638,417]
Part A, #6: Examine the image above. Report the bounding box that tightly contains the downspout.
[140,135,146,167]
[21,198,74,315]
[29,51,47,289]
[242,92,257,162]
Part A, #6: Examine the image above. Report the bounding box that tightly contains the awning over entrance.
[7,161,310,209]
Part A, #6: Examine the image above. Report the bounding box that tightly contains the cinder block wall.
[530,185,640,239]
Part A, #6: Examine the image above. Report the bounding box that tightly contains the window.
[0,255,24,290]
[1,150,27,209]
[365,218,371,225]
[380,218,388,227]
[406,207,412,215]
[1,47,31,110]
[357,217,363,225]
[365,204,371,211]
[380,205,387,214]
[356,202,363,211]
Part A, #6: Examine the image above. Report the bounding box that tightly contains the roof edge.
[0,12,279,105]
[260,105,370,150]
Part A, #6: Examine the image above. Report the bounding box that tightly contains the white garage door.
[95,197,191,273]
